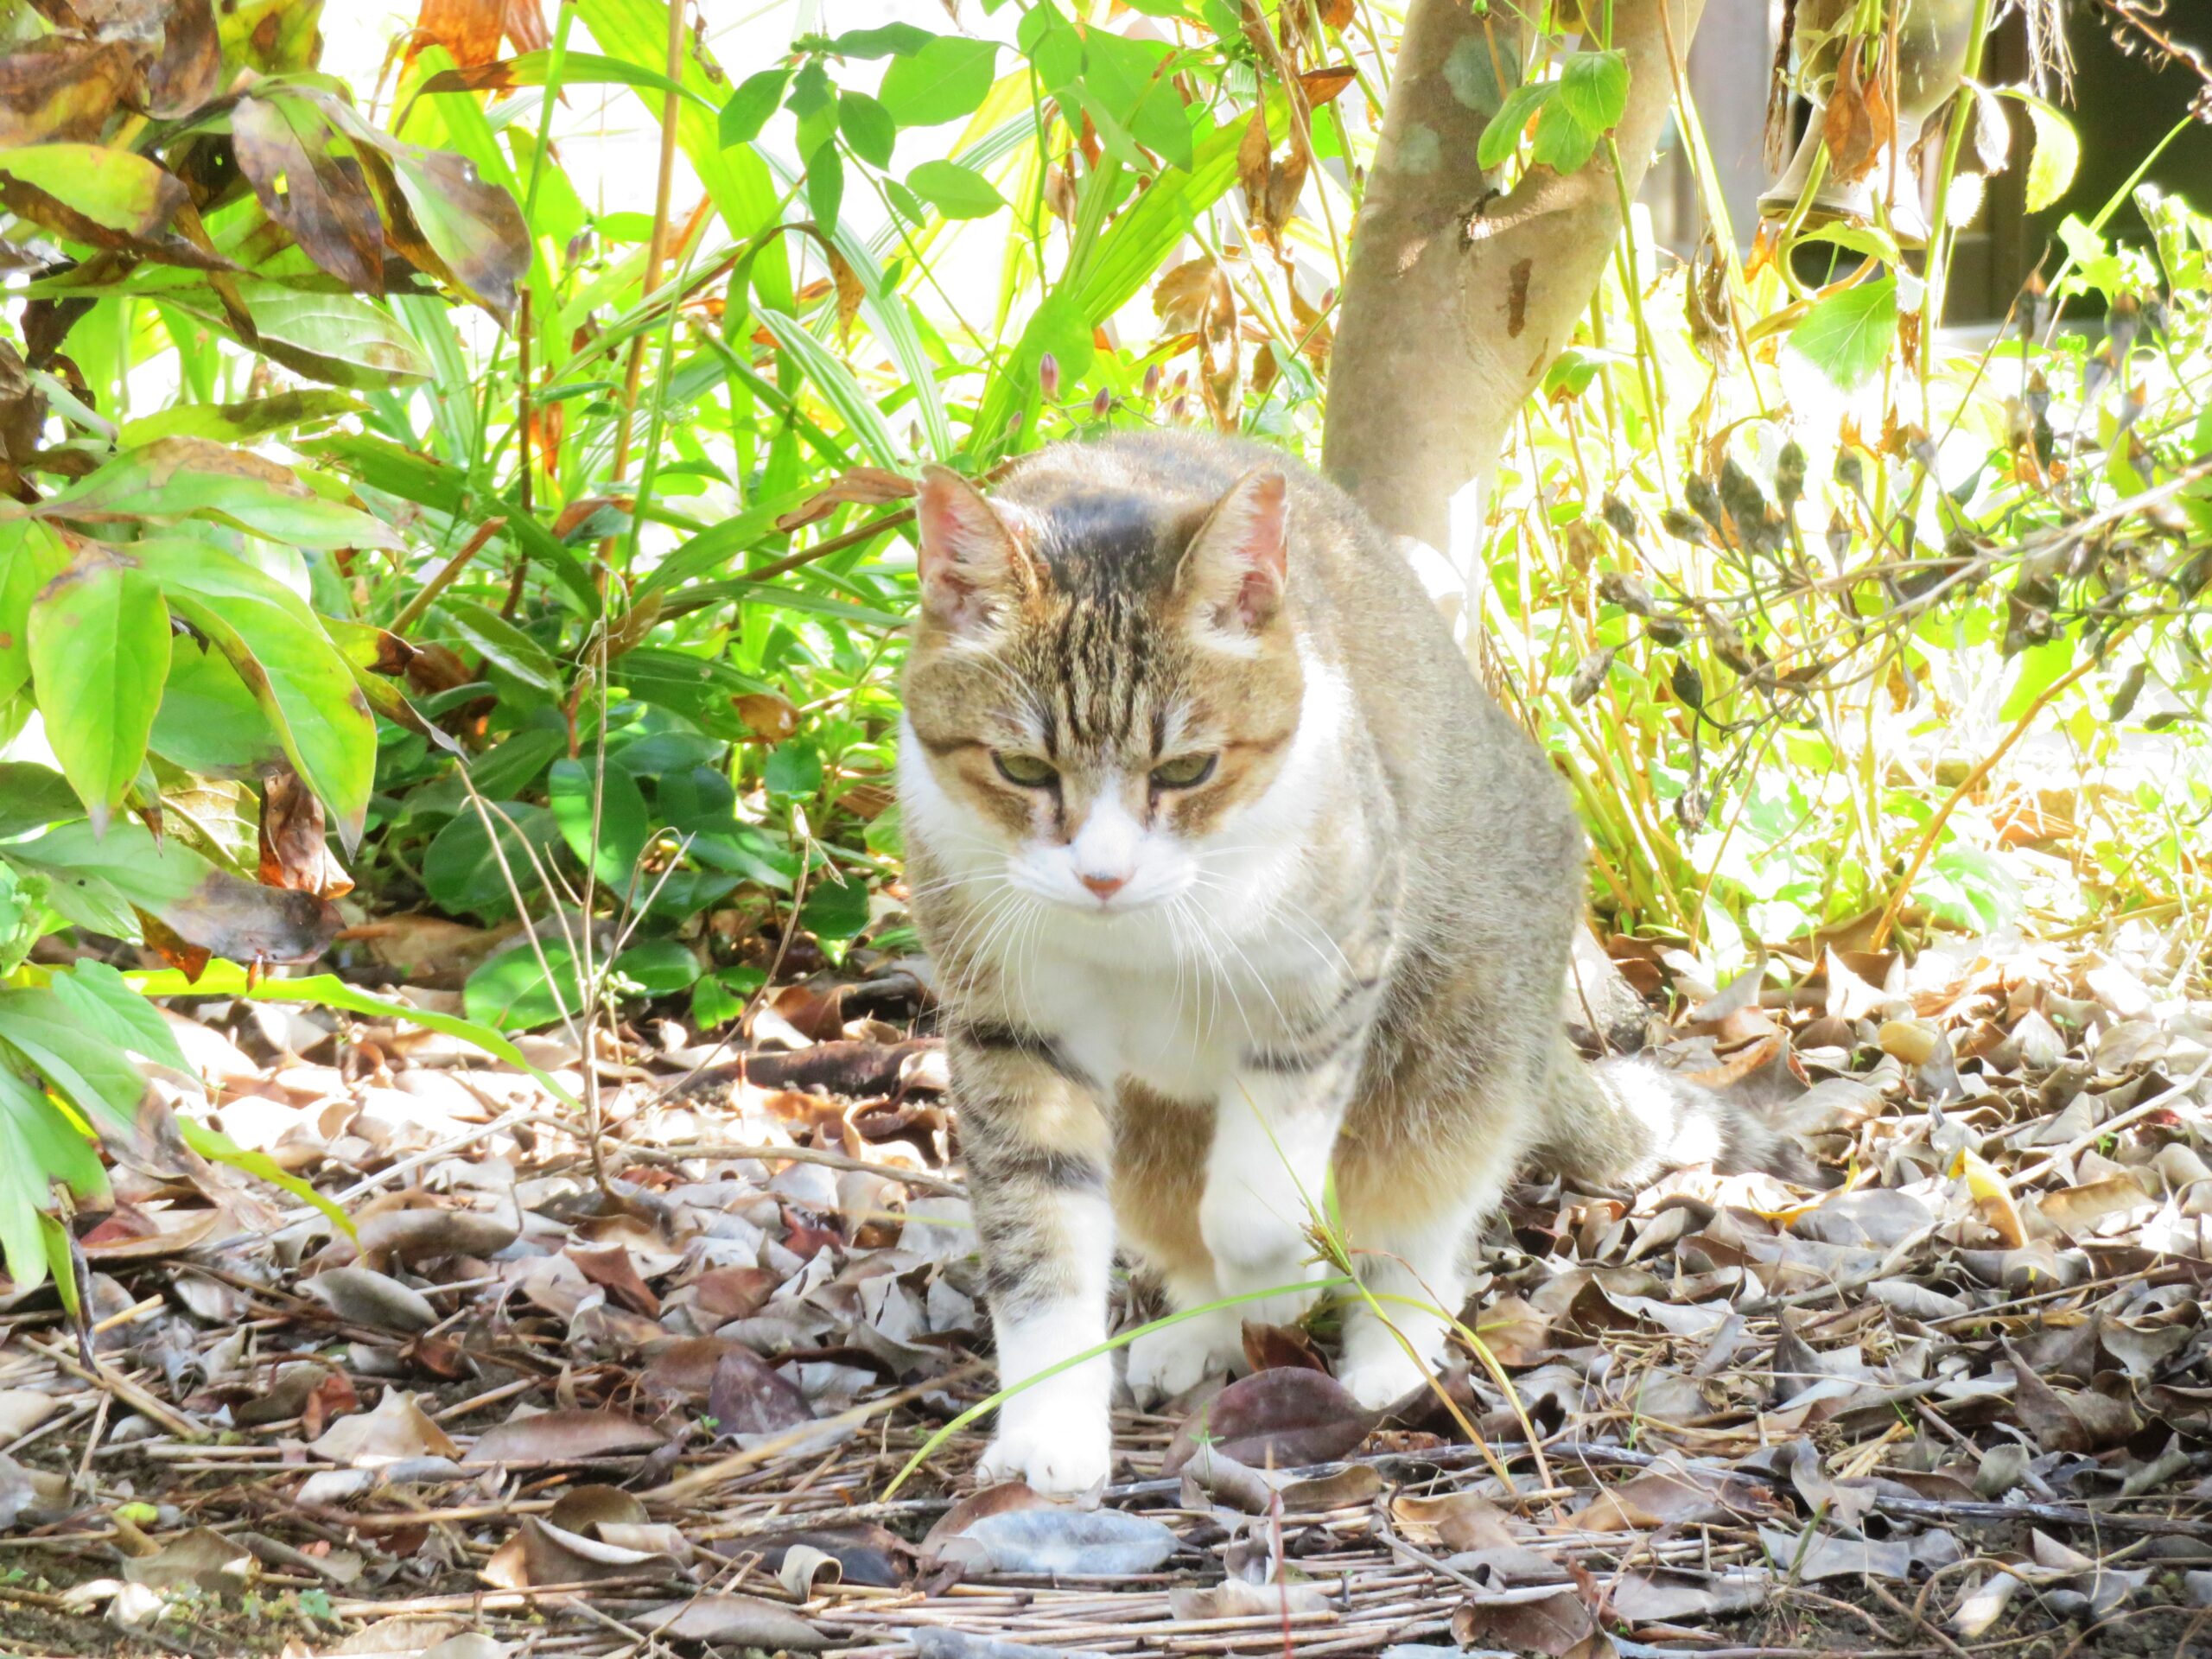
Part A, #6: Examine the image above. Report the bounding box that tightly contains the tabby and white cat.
[898,433,1794,1494]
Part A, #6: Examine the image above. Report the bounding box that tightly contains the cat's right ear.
[915,467,1033,634]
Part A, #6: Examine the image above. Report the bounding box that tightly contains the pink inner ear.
[916,471,1009,627]
[1218,471,1287,628]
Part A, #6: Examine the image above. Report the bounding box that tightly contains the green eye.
[1151,752,1217,789]
[993,751,1058,788]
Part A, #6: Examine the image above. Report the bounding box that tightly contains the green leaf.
[1529,103,1598,174]
[549,756,652,889]
[1478,82,1554,170]
[0,518,69,704]
[800,871,872,941]
[907,159,1006,219]
[464,938,584,1030]
[805,142,844,232]
[130,537,376,848]
[721,67,789,146]
[468,727,567,798]
[439,599,563,702]
[1783,276,1898,394]
[877,35,998,127]
[690,968,760,1029]
[421,804,560,920]
[38,438,402,551]
[2020,93,2080,214]
[610,938,700,995]
[0,1065,107,1293]
[1554,50,1629,136]
[0,143,186,245]
[48,961,189,1073]
[765,741,823,798]
[826,22,934,57]
[0,986,153,1135]
[839,92,897,169]
[165,278,433,389]
[151,642,289,778]
[0,761,83,838]
[26,548,168,830]
[119,391,361,448]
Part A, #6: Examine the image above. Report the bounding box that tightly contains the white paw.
[1126,1315,1242,1406]
[1337,1346,1435,1413]
[976,1419,1111,1497]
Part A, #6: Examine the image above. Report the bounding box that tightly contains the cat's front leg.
[958,1027,1116,1496]
[1199,1053,1358,1326]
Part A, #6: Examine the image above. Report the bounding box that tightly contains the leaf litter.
[4,924,2212,1654]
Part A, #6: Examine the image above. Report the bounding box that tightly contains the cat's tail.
[1532,1039,1821,1189]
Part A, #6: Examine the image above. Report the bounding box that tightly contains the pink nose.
[1079,873,1127,901]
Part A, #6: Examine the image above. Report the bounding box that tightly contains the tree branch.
[1324,0,1704,550]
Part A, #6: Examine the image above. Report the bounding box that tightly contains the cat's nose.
[1079,872,1128,901]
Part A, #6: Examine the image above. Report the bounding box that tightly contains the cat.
[897,431,1800,1495]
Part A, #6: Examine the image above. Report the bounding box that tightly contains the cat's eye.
[992,751,1058,788]
[1151,752,1217,789]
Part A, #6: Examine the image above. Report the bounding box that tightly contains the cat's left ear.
[1176,467,1287,639]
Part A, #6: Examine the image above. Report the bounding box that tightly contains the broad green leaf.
[166,279,433,389]
[152,642,289,778]
[119,391,360,448]
[765,741,823,797]
[0,143,186,244]
[0,761,82,837]
[721,67,792,146]
[465,938,585,1030]
[1478,82,1554,169]
[907,159,1005,219]
[839,92,897,169]
[0,1065,107,1293]
[439,599,563,702]
[1529,103,1598,174]
[469,727,567,798]
[37,438,402,550]
[2021,93,2081,214]
[0,518,70,703]
[421,804,560,919]
[611,938,701,995]
[549,756,652,888]
[1783,276,1897,394]
[26,546,169,829]
[800,871,872,941]
[806,142,844,232]
[48,961,189,1073]
[878,35,998,127]
[1554,50,1629,136]
[130,537,377,847]
[825,22,935,57]
[0,986,153,1134]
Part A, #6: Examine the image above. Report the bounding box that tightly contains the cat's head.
[899,457,1304,917]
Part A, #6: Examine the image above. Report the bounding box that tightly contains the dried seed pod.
[1775,441,1807,512]
[1684,474,1727,537]
[1567,645,1618,706]
[1601,494,1640,542]
[1661,507,1710,547]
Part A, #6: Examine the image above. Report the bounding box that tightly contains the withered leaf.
[233,95,386,295]
[707,1345,815,1438]
[467,1408,666,1464]
[0,38,134,145]
[1162,1366,1375,1474]
[259,764,354,900]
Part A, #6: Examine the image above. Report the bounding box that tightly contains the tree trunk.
[1324,0,1705,552]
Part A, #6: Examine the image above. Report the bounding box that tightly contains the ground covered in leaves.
[7,925,2212,1659]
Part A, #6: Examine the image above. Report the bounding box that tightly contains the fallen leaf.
[707,1346,814,1438]
[938,1508,1180,1575]
[642,1593,829,1648]
[309,1389,461,1466]
[1161,1367,1375,1474]
[467,1408,665,1464]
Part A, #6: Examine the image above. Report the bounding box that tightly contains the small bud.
[1827,511,1853,570]
[1141,362,1161,398]
[1091,385,1112,419]
[1835,448,1867,499]
[1683,474,1726,535]
[1775,441,1806,510]
[1039,352,1060,401]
